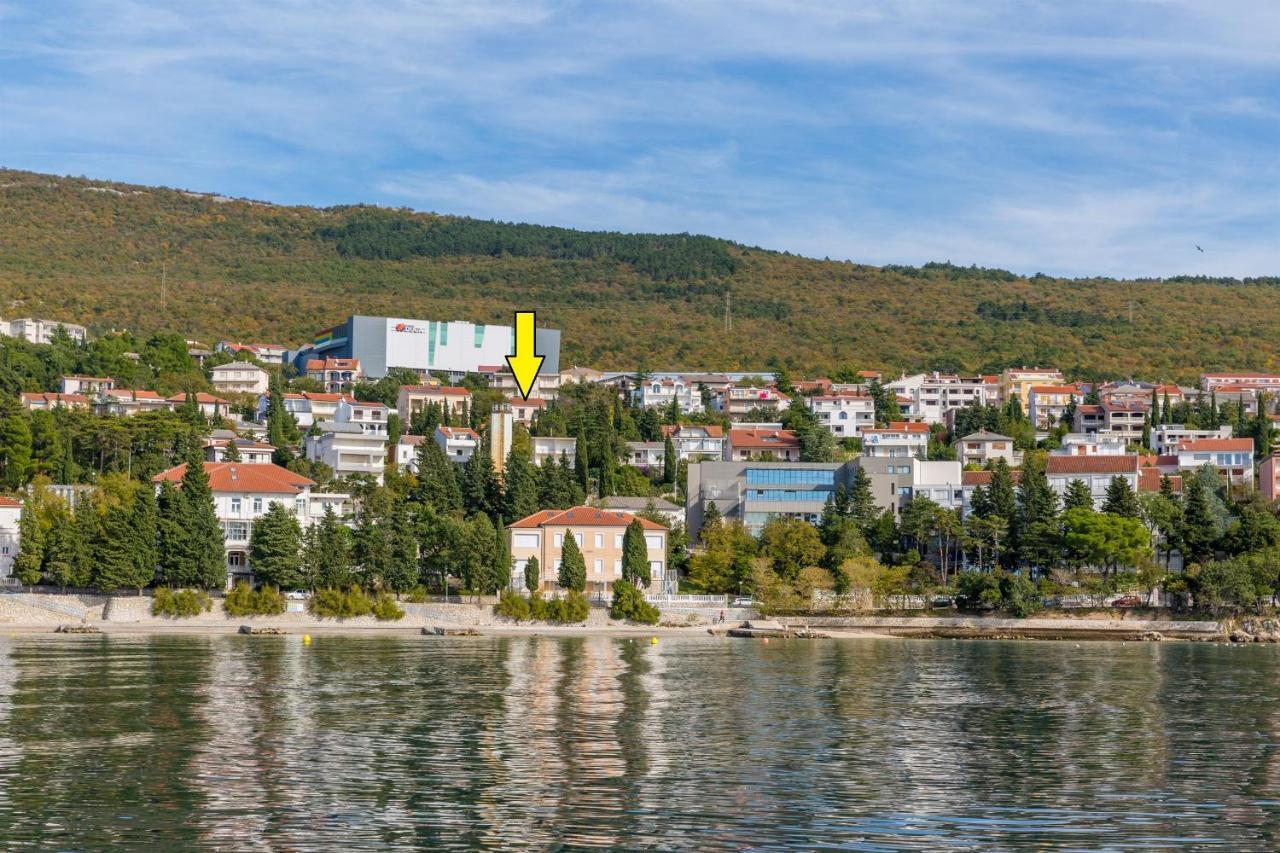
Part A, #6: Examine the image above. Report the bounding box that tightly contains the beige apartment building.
[508,506,669,599]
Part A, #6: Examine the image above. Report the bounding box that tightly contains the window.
[594,533,603,548]
[613,560,622,575]
[644,534,663,551]
[513,533,540,549]
[615,534,623,548]
[574,533,583,546]
[253,497,263,513]
[554,533,563,547]
[230,497,241,514]
[228,553,243,567]
[594,559,603,575]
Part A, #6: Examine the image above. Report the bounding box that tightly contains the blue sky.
[2,0,1277,277]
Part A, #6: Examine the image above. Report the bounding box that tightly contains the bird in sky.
[1196,245,1204,252]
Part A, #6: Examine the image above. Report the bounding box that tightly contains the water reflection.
[0,636,1277,849]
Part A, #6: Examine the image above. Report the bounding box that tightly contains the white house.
[661,424,726,461]
[3,318,87,345]
[625,441,665,469]
[806,393,875,437]
[96,389,176,417]
[0,496,21,581]
[20,392,91,412]
[714,385,789,418]
[256,392,343,428]
[1044,455,1141,509]
[725,428,801,462]
[955,430,1020,466]
[435,425,480,464]
[1027,385,1080,430]
[885,373,998,424]
[1175,437,1255,485]
[860,422,930,458]
[532,435,577,467]
[395,434,427,472]
[305,357,363,393]
[509,397,548,426]
[1054,432,1128,456]
[216,342,288,365]
[1152,424,1232,456]
[305,421,388,483]
[335,397,390,436]
[60,376,114,395]
[634,377,705,413]
[152,462,348,587]
[204,435,275,464]
[211,362,271,396]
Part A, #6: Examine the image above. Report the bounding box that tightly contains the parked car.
[285,591,311,601]
[730,597,755,608]
[930,596,954,608]
[1112,595,1144,608]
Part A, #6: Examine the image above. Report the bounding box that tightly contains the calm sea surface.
[0,635,1277,850]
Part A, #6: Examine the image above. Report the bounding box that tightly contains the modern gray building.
[292,315,562,380]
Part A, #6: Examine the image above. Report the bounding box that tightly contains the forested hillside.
[1,168,1276,383]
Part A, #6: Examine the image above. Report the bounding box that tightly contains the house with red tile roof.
[1044,454,1142,509]
[860,422,930,458]
[305,357,363,393]
[397,385,472,421]
[20,392,91,412]
[725,428,801,462]
[96,389,176,417]
[152,462,348,586]
[660,424,726,461]
[1175,437,1255,485]
[507,507,670,598]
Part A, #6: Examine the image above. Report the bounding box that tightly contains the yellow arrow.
[506,311,545,400]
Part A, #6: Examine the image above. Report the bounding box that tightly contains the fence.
[644,593,730,608]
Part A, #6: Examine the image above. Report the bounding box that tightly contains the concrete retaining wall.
[796,614,1224,638]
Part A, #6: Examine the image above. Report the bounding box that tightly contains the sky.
[1,0,1278,278]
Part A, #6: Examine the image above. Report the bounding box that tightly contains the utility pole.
[724,291,732,333]
[161,242,168,310]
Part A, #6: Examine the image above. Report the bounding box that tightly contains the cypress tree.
[492,517,512,593]
[306,505,354,589]
[13,498,44,588]
[987,458,1017,522]
[621,519,651,587]
[93,501,142,593]
[558,528,586,592]
[249,502,304,589]
[462,446,499,518]
[381,506,420,595]
[70,494,99,589]
[847,466,879,533]
[156,480,189,586]
[0,413,33,490]
[574,426,590,496]
[1161,392,1172,425]
[662,436,677,485]
[524,554,540,593]
[266,372,298,465]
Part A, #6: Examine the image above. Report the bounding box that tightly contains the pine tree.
[305,505,354,589]
[0,413,33,490]
[1063,478,1094,511]
[43,509,79,591]
[223,439,241,462]
[249,502,305,589]
[381,506,420,594]
[71,494,99,588]
[412,440,462,512]
[988,458,1017,522]
[462,513,500,593]
[524,554,540,593]
[462,447,499,517]
[129,484,159,589]
[491,517,512,594]
[93,501,142,593]
[1180,477,1219,562]
[847,466,879,533]
[501,449,539,525]
[180,450,227,590]
[13,498,44,588]
[1013,452,1057,571]
[621,519,651,587]
[1161,392,1172,425]
[558,528,586,592]
[156,480,190,586]
[1102,475,1140,518]
[266,372,299,464]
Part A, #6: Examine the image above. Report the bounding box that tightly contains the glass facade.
[745,468,835,485]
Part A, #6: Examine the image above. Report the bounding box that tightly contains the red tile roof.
[1030,385,1080,396]
[436,426,479,440]
[167,392,229,404]
[21,392,89,406]
[863,421,930,436]
[513,397,548,408]
[728,428,800,449]
[1178,438,1254,452]
[152,462,315,494]
[662,424,724,438]
[104,389,165,400]
[1045,455,1140,475]
[402,385,471,397]
[508,506,666,531]
[1138,468,1182,493]
[0,496,21,508]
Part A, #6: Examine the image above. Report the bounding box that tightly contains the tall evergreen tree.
[129,483,159,588]
[43,507,80,591]
[462,446,500,518]
[381,506,420,595]
[304,505,354,589]
[574,425,590,496]
[94,501,149,593]
[155,480,190,586]
[846,466,879,533]
[13,498,44,588]
[662,436,677,486]
[1102,475,1140,518]
[501,449,539,525]
[987,458,1017,521]
[179,449,227,589]
[0,412,33,490]
[621,519,651,587]
[266,371,299,465]
[412,440,463,512]
[1063,478,1094,511]
[70,494,99,589]
[558,528,587,592]
[523,554,540,593]
[491,517,512,594]
[1180,478,1219,562]
[1014,452,1058,571]
[249,502,305,589]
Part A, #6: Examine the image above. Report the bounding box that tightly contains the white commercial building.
[886,373,998,424]
[305,421,389,483]
[2,318,87,345]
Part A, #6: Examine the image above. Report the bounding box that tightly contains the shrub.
[372,592,405,621]
[152,587,212,618]
[609,580,660,625]
[309,586,374,619]
[999,574,1044,619]
[223,581,287,617]
[550,590,590,624]
[404,585,429,603]
[495,588,532,622]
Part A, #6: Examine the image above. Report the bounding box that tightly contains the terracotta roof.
[398,435,427,446]
[863,421,930,436]
[436,426,479,440]
[728,428,800,449]
[402,385,471,397]
[167,392,229,404]
[0,496,21,508]
[1045,455,1140,475]
[1202,372,1280,379]
[1102,402,1149,413]
[662,424,724,438]
[1075,404,1103,415]
[1139,468,1182,493]
[1178,438,1254,452]
[152,462,315,494]
[341,396,386,408]
[1030,385,1079,396]
[508,506,666,531]
[307,357,360,371]
[21,392,89,405]
[513,397,548,407]
[961,469,1023,486]
[104,389,165,400]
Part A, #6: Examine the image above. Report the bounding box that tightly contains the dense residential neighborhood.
[0,313,1278,623]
